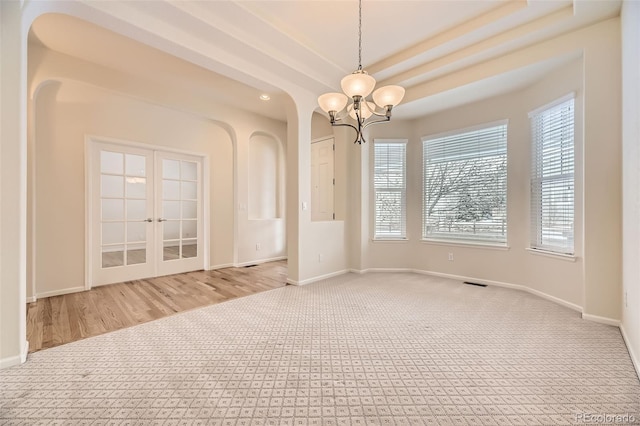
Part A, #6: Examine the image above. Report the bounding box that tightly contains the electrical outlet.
[256,243,261,251]
[318,254,323,262]
[448,252,454,261]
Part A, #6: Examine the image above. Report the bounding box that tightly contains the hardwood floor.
[26,261,287,353]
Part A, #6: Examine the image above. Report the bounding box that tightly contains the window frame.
[421,120,509,246]
[372,139,408,240]
[529,94,576,255]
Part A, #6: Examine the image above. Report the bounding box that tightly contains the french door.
[89,140,205,287]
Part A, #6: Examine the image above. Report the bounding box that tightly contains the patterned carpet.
[1,272,639,425]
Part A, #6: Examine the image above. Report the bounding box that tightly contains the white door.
[89,141,204,286]
[311,137,335,221]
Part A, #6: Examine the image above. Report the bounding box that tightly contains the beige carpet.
[1,272,639,425]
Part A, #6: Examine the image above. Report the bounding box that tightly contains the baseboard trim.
[35,286,86,300]
[620,325,640,378]
[26,296,36,303]
[208,263,235,270]
[234,256,287,268]
[287,269,349,286]
[0,340,28,370]
[582,313,621,327]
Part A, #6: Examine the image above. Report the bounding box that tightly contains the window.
[422,122,507,244]
[530,96,575,254]
[374,140,407,239]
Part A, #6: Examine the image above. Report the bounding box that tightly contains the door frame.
[85,135,210,289]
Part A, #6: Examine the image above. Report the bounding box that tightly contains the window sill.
[421,239,509,250]
[371,238,409,243]
[526,248,577,262]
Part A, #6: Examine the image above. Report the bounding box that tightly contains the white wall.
[362,18,622,321]
[27,45,288,298]
[621,0,640,372]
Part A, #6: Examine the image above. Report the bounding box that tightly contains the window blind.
[374,141,406,239]
[530,97,575,254]
[422,123,507,243]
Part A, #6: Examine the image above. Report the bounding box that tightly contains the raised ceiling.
[29,0,621,121]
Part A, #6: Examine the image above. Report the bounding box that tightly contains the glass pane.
[163,241,180,261]
[163,159,180,179]
[102,199,124,221]
[163,221,180,240]
[125,154,146,177]
[182,201,197,219]
[163,180,180,200]
[127,200,146,221]
[102,246,124,268]
[126,177,146,199]
[182,220,197,239]
[127,243,146,265]
[101,175,124,198]
[182,161,197,181]
[163,201,180,220]
[100,151,123,175]
[182,240,197,258]
[102,222,124,245]
[181,181,197,200]
[127,221,146,243]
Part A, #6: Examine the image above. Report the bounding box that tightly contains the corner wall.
[621,0,640,372]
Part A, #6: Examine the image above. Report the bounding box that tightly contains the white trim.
[85,134,209,157]
[234,256,287,268]
[209,263,235,270]
[371,238,409,243]
[26,296,36,303]
[421,118,509,142]
[526,248,577,262]
[373,138,408,145]
[528,92,576,118]
[581,313,620,327]
[35,286,86,300]
[287,269,348,286]
[620,325,640,378]
[311,135,334,144]
[421,239,510,250]
[1,340,30,369]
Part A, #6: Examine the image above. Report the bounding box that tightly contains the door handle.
[143,218,153,222]
[157,218,168,222]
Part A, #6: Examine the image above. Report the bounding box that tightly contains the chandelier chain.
[358,0,362,70]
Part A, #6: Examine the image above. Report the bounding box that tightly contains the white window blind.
[422,123,507,243]
[530,97,575,254]
[374,141,406,239]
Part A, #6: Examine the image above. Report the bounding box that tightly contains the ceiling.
[28,0,621,122]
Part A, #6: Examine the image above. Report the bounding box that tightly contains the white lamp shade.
[348,101,375,120]
[373,85,405,108]
[318,92,348,113]
[341,72,376,98]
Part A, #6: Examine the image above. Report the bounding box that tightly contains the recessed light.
[259,94,271,101]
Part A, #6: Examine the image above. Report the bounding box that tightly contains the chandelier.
[317,0,405,145]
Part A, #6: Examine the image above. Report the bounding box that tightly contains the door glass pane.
[101,175,124,198]
[127,200,146,221]
[127,221,146,243]
[182,201,197,219]
[101,151,123,174]
[102,222,124,245]
[182,240,197,258]
[182,161,197,181]
[102,245,124,268]
[126,177,146,199]
[102,199,124,221]
[163,180,180,200]
[181,181,197,200]
[127,243,146,265]
[125,154,146,177]
[163,201,180,220]
[163,241,180,261]
[163,159,180,179]
[182,220,197,239]
[163,221,180,240]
